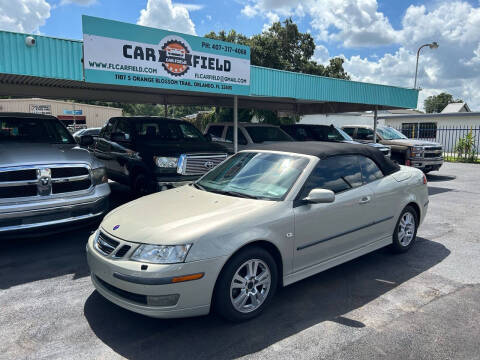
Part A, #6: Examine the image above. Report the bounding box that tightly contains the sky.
[0,0,479,111]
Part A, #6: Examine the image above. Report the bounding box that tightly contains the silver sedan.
[87,142,428,321]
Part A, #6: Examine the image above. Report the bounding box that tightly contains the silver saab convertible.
[87,142,428,321]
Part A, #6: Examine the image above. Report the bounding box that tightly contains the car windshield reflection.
[196,152,309,201]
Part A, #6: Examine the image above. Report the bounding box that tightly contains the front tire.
[214,247,278,322]
[390,205,418,253]
[132,173,152,198]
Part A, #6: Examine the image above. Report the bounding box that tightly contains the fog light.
[147,294,180,307]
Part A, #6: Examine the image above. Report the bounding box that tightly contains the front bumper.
[410,158,443,171]
[86,232,227,318]
[0,183,110,234]
[154,175,200,190]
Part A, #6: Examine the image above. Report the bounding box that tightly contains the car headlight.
[131,244,192,264]
[154,156,178,168]
[92,167,108,185]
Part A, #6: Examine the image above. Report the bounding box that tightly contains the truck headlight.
[154,156,178,168]
[131,244,192,264]
[92,167,108,185]
[411,146,424,158]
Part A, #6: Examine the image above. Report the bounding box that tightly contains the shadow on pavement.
[84,237,449,360]
[428,186,454,196]
[426,174,456,182]
[0,182,133,290]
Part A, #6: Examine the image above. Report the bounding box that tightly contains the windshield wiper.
[192,183,207,191]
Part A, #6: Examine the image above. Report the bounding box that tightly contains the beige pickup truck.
[342,125,443,173]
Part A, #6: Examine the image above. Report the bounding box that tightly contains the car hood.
[137,141,228,156]
[382,139,441,147]
[101,185,275,245]
[0,142,98,167]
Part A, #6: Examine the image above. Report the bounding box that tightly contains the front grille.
[424,152,442,158]
[0,165,92,199]
[424,146,442,151]
[180,154,227,175]
[95,232,119,256]
[95,275,148,304]
[113,245,131,258]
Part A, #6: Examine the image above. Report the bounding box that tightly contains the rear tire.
[214,247,278,322]
[390,205,418,253]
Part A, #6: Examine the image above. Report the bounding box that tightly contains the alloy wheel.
[398,211,416,246]
[230,259,271,313]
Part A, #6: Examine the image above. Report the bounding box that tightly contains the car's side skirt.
[283,235,392,287]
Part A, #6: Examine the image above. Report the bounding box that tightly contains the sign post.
[82,16,250,96]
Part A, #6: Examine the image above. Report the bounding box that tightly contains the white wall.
[300,113,385,127]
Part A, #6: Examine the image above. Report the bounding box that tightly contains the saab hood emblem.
[204,161,215,169]
[113,225,120,231]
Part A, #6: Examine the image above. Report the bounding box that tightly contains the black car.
[91,117,228,195]
[280,124,391,158]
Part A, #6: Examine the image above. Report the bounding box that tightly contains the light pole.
[414,42,439,89]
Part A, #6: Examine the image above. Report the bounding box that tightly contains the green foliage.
[206,18,350,125]
[424,92,463,113]
[455,129,477,162]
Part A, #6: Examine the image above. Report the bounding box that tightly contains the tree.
[206,19,350,124]
[424,92,463,113]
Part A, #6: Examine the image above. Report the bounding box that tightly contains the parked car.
[92,117,228,195]
[87,141,428,321]
[204,122,293,152]
[280,124,391,157]
[342,125,443,173]
[0,113,110,236]
[73,127,101,146]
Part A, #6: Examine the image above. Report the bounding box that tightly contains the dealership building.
[0,98,122,130]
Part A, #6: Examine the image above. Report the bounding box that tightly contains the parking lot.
[1,162,479,360]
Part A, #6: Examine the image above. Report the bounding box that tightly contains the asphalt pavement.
[1,163,479,360]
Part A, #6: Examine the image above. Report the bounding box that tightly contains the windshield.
[135,120,206,142]
[245,126,293,143]
[196,152,309,200]
[377,126,407,140]
[0,117,75,144]
[309,125,350,141]
[336,127,353,141]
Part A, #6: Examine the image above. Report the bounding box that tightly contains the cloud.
[241,0,398,47]
[60,0,96,5]
[138,0,196,35]
[0,0,50,33]
[242,0,480,110]
[174,3,204,11]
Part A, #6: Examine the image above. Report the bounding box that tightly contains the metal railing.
[393,125,480,162]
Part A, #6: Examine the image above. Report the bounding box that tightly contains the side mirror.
[111,132,129,142]
[304,188,335,204]
[366,134,374,141]
[204,133,213,142]
[79,135,94,146]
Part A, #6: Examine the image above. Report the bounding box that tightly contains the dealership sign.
[82,16,250,95]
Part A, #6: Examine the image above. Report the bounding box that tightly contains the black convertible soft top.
[245,141,400,176]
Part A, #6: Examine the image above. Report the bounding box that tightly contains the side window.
[301,155,363,196]
[115,119,132,140]
[343,127,356,137]
[359,156,384,183]
[355,128,374,140]
[101,119,115,139]
[206,125,224,138]
[225,126,248,145]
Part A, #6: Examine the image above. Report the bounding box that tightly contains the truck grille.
[178,154,227,176]
[0,164,92,199]
[423,146,443,159]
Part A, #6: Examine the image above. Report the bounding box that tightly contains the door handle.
[358,196,371,205]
